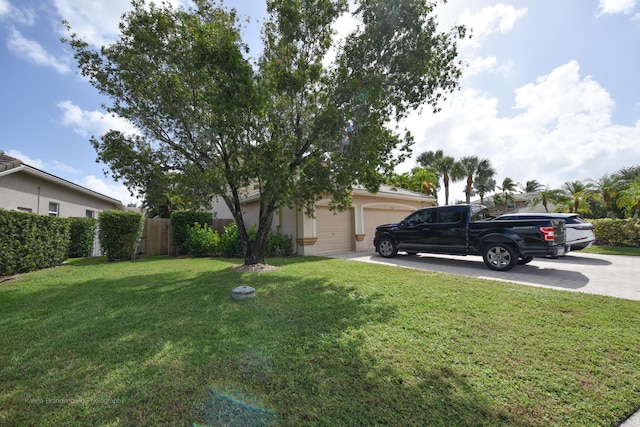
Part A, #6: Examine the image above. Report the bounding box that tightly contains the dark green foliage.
[0,209,70,276]
[184,223,220,257]
[590,218,640,247]
[67,217,97,258]
[98,210,144,261]
[265,231,292,256]
[170,210,212,250]
[219,221,247,257]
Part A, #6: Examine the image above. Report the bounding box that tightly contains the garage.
[362,208,414,250]
[315,206,354,254]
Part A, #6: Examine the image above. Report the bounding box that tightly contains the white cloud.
[57,100,140,138]
[463,55,498,77]
[0,0,11,18]
[7,27,70,74]
[52,160,80,175]
[5,149,46,169]
[458,4,528,48]
[54,0,188,47]
[77,175,140,205]
[598,0,636,15]
[401,61,640,204]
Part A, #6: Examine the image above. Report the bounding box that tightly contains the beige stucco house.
[0,153,123,217]
[212,185,436,256]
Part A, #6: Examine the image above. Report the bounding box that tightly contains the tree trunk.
[443,175,450,205]
[243,199,276,266]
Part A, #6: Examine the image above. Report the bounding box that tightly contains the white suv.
[493,213,595,251]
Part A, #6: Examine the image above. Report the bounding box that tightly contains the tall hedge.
[68,217,98,258]
[170,210,212,251]
[98,210,144,261]
[0,209,70,276]
[590,218,640,247]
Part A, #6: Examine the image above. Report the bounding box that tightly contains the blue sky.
[1,0,639,205]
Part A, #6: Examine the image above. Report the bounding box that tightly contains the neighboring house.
[212,184,436,256]
[0,152,123,217]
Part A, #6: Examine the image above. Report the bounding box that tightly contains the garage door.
[315,206,353,255]
[363,208,414,250]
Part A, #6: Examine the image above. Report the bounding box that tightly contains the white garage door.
[315,206,354,255]
[363,208,414,250]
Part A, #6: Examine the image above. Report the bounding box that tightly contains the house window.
[85,210,95,218]
[17,207,32,213]
[48,202,60,217]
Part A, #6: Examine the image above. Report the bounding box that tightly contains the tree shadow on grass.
[0,257,520,426]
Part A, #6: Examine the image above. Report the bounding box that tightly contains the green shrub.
[184,223,220,257]
[98,210,144,261]
[219,222,258,257]
[68,217,97,258]
[590,218,640,247]
[0,209,70,276]
[170,210,212,252]
[266,231,292,256]
[219,221,243,257]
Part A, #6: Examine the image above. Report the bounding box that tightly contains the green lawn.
[1,256,639,426]
[583,245,640,256]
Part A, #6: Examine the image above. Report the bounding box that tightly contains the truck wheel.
[483,243,517,271]
[377,237,398,258]
[518,256,534,265]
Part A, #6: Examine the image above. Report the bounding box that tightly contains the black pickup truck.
[373,204,566,271]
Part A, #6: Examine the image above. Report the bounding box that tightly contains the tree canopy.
[64,0,466,265]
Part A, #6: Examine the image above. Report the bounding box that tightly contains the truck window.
[406,209,433,226]
[470,205,490,222]
[436,206,464,223]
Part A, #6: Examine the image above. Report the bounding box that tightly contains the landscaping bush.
[184,223,220,257]
[0,209,70,276]
[590,218,640,247]
[219,222,259,257]
[170,210,212,252]
[67,217,97,258]
[98,210,144,261]
[266,231,292,256]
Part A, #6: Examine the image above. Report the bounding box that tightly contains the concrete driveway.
[331,251,640,301]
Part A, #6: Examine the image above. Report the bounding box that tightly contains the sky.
[0,0,639,206]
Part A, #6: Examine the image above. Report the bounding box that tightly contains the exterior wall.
[0,171,119,217]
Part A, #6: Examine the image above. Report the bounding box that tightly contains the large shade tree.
[64,0,466,265]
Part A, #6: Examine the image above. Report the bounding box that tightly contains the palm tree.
[385,172,412,190]
[416,150,444,168]
[529,187,565,213]
[520,179,544,193]
[385,168,439,197]
[409,167,439,197]
[590,174,621,216]
[473,177,496,205]
[560,180,599,214]
[616,180,640,219]
[497,177,518,194]
[492,192,515,213]
[455,156,495,203]
[432,156,460,205]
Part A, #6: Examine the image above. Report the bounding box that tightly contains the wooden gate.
[139,218,175,256]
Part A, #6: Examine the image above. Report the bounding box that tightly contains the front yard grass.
[583,245,640,256]
[1,256,639,426]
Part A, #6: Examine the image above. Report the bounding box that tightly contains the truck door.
[395,208,435,251]
[427,205,467,252]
